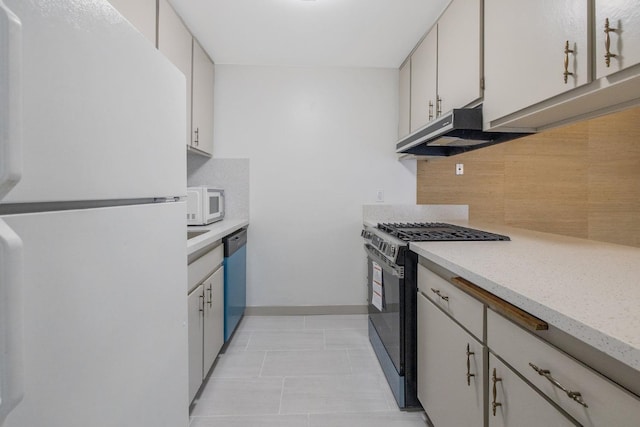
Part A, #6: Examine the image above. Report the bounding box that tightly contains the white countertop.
[408,222,640,372]
[187,218,249,255]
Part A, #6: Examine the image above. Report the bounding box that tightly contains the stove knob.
[380,242,387,252]
[389,246,396,257]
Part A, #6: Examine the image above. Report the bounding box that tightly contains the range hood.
[396,107,531,157]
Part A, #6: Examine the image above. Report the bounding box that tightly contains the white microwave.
[186,187,225,225]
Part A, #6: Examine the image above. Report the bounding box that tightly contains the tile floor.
[189,314,428,427]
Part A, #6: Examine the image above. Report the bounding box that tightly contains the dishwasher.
[223,227,247,342]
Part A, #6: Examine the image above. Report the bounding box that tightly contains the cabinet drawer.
[488,309,640,427]
[187,243,223,292]
[418,264,484,341]
[489,353,577,427]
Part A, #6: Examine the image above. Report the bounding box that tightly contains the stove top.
[377,222,510,242]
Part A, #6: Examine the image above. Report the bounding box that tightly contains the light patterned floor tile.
[246,330,324,351]
[238,316,305,331]
[190,414,309,427]
[210,351,266,378]
[261,350,351,377]
[309,411,427,427]
[325,328,370,349]
[304,314,369,330]
[191,377,283,417]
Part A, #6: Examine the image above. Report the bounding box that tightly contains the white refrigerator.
[0,1,189,426]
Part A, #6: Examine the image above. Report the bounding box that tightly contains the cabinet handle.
[436,96,442,117]
[563,40,575,84]
[492,368,502,416]
[604,18,617,67]
[466,343,475,386]
[207,284,212,308]
[194,127,199,146]
[199,294,205,313]
[529,363,588,408]
[430,288,449,301]
[428,101,434,121]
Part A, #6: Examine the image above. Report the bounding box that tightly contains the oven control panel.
[361,228,401,261]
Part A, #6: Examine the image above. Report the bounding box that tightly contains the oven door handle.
[364,243,404,278]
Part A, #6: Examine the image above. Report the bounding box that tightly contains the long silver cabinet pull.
[0,1,23,200]
[430,288,449,301]
[466,343,475,386]
[529,362,588,408]
[492,368,502,416]
[0,219,25,425]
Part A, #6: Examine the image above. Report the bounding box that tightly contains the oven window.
[367,255,402,374]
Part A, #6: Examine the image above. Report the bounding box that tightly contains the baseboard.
[244,305,369,316]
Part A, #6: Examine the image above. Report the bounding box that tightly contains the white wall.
[212,65,416,307]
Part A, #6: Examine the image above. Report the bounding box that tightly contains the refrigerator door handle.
[0,219,24,425]
[0,1,23,200]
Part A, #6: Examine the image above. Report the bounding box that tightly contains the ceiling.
[168,0,452,68]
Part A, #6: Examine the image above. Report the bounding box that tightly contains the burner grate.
[377,222,510,242]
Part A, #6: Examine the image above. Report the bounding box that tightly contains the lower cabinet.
[417,291,484,427]
[417,259,640,427]
[488,354,576,427]
[187,244,224,403]
[203,266,224,377]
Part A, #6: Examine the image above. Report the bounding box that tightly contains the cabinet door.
[191,40,215,155]
[107,0,156,45]
[398,59,411,139]
[488,354,578,427]
[595,0,640,79]
[158,0,193,147]
[437,0,482,114]
[187,284,204,403]
[417,292,484,427]
[203,266,224,378]
[411,27,438,132]
[483,0,589,124]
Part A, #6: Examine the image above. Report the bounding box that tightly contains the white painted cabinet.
[398,59,411,139]
[407,0,482,134]
[436,0,482,115]
[187,244,224,402]
[187,284,204,403]
[483,0,589,125]
[488,309,640,427]
[107,0,156,45]
[595,0,640,79]
[488,354,577,427]
[417,292,484,427]
[203,265,224,378]
[158,0,193,149]
[191,40,215,155]
[410,27,438,132]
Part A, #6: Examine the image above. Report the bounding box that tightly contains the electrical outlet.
[456,163,464,175]
[376,189,384,202]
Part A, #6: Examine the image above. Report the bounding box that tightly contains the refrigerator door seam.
[0,1,22,201]
[0,219,24,426]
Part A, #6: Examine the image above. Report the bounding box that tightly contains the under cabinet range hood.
[396,108,531,157]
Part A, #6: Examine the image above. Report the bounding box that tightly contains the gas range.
[361,222,510,265]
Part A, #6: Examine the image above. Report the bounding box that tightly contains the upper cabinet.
[436,0,482,115]
[191,40,215,156]
[404,0,482,135]
[398,59,411,139]
[107,0,157,45]
[158,0,214,156]
[595,0,640,79]
[158,0,194,151]
[410,27,438,133]
[483,0,589,126]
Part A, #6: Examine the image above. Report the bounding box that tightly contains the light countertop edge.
[407,222,640,373]
[187,218,249,255]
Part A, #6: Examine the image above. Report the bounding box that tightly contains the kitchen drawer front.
[187,243,223,292]
[488,353,578,427]
[487,309,640,427]
[418,264,484,341]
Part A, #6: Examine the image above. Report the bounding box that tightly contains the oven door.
[365,243,404,375]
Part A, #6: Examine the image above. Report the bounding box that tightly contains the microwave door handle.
[0,219,25,425]
[0,2,23,200]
